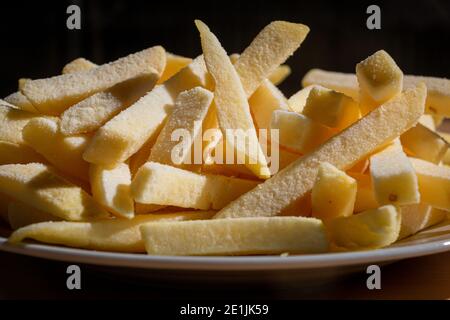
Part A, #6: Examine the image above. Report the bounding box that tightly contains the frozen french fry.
[148,87,213,166]
[22,117,90,181]
[214,84,426,218]
[233,21,309,97]
[131,162,259,210]
[8,201,59,230]
[196,20,271,179]
[302,86,360,130]
[418,114,436,131]
[0,163,109,221]
[158,53,192,84]
[83,55,211,167]
[249,79,289,131]
[401,123,449,164]
[0,141,46,165]
[311,162,356,222]
[62,57,97,74]
[410,157,450,211]
[329,205,401,250]
[0,104,37,145]
[271,110,335,154]
[303,69,450,117]
[22,46,166,115]
[356,50,403,114]
[370,140,420,205]
[90,163,134,219]
[287,85,316,113]
[8,211,215,252]
[348,173,378,212]
[141,216,328,255]
[60,71,160,135]
[268,65,291,85]
[399,204,447,239]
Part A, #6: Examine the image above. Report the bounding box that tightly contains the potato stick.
[9,211,215,252]
[0,104,38,145]
[23,118,90,181]
[270,110,335,154]
[62,57,97,74]
[8,201,59,230]
[370,140,420,205]
[131,162,259,210]
[0,163,109,221]
[249,79,289,131]
[0,141,46,165]
[303,69,450,116]
[329,205,401,250]
[400,123,449,164]
[158,53,192,84]
[399,204,447,239]
[60,71,160,135]
[214,84,426,218]
[90,163,134,219]
[141,216,328,255]
[234,21,309,97]
[311,162,356,222]
[22,46,166,115]
[348,173,378,212]
[268,65,291,85]
[149,87,213,166]
[83,55,211,167]
[196,20,271,178]
[410,157,450,211]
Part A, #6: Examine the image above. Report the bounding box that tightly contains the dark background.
[1,0,449,97]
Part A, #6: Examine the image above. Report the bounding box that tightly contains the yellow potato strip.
[214,85,426,218]
[141,217,328,255]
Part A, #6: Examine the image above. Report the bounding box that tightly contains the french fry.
[348,173,378,212]
[400,123,449,164]
[233,21,309,97]
[418,114,436,130]
[4,92,38,113]
[439,132,450,165]
[60,71,160,135]
[369,140,420,205]
[22,46,166,115]
[399,204,447,239]
[303,69,450,117]
[83,55,211,167]
[196,20,271,179]
[134,203,166,215]
[0,104,37,145]
[287,85,316,113]
[8,211,215,252]
[141,216,328,255]
[410,157,450,211]
[329,205,401,250]
[270,110,335,154]
[8,201,59,230]
[22,118,90,181]
[0,163,109,221]
[0,141,46,165]
[62,57,97,74]
[90,163,134,219]
[249,79,289,131]
[356,50,403,114]
[214,84,426,218]
[268,65,291,85]
[131,162,259,210]
[148,87,213,167]
[158,53,192,84]
[302,86,360,130]
[311,162,356,222]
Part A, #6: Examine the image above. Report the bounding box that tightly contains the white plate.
[1,220,450,274]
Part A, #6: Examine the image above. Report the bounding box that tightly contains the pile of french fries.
[1,20,449,256]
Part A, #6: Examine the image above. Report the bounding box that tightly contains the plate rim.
[1,235,450,271]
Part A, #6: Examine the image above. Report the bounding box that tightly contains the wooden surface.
[1,249,450,299]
